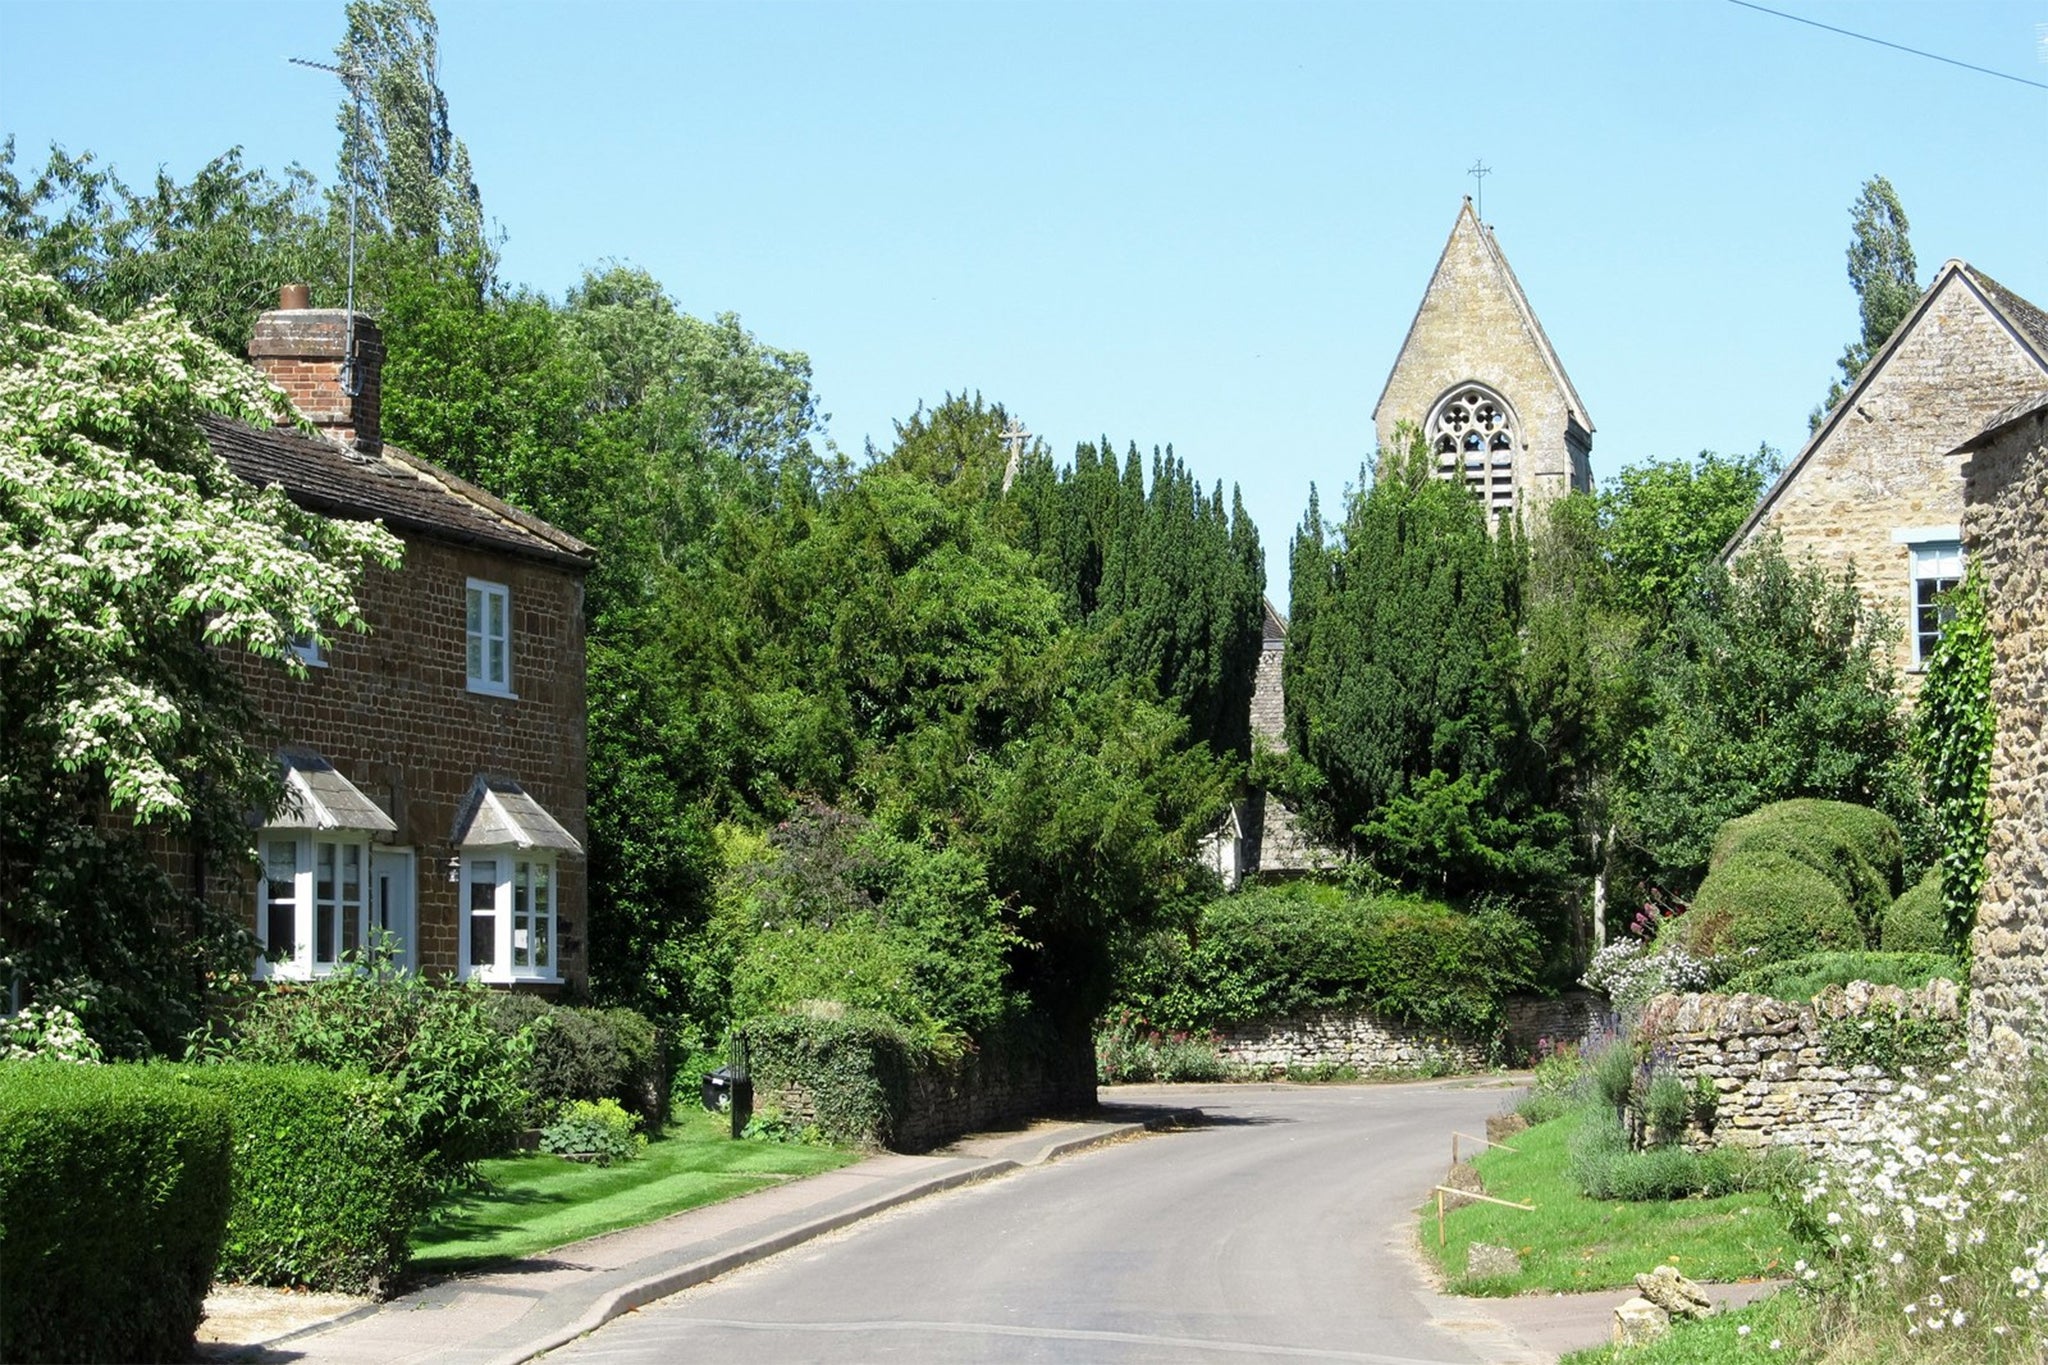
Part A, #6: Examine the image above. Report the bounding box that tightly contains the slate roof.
[451,776,584,855]
[1974,268,2048,362]
[1950,389,2048,455]
[273,750,398,834]
[201,414,594,571]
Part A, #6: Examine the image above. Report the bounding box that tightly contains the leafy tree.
[0,255,400,1053]
[1596,446,1779,625]
[1811,174,1918,430]
[1910,568,1993,947]
[1614,538,1919,889]
[1283,430,1566,903]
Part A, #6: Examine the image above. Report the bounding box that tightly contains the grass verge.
[1420,1113,1798,1295]
[1560,1288,1821,1363]
[411,1108,856,1273]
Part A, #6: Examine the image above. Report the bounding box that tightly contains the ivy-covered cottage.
[212,288,593,991]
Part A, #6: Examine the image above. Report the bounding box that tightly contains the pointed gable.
[1374,199,1593,512]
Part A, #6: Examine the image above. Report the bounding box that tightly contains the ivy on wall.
[1910,568,1995,949]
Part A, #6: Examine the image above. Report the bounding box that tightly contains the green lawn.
[1561,1288,1818,1363]
[1421,1114,1798,1295]
[411,1108,857,1273]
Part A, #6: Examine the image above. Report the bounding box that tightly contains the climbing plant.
[1910,568,1993,948]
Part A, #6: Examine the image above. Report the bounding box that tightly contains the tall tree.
[335,0,489,279]
[1596,446,1779,627]
[1812,174,1919,429]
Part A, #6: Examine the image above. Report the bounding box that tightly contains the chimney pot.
[278,283,311,311]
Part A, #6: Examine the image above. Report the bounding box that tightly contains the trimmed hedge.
[1142,883,1538,1038]
[744,1010,925,1148]
[169,1063,426,1295]
[1721,950,1965,1003]
[0,1063,232,1363]
[485,996,668,1131]
[1706,799,1904,932]
[1680,851,1865,963]
[1882,868,1949,953]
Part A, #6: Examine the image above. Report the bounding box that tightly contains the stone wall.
[1503,990,1610,1061]
[1733,266,2047,689]
[1956,396,2048,1059]
[1213,1010,1490,1077]
[1637,979,1963,1154]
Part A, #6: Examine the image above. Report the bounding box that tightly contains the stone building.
[1726,261,2048,689]
[1949,392,2048,1059]
[1374,197,1594,516]
[210,292,594,992]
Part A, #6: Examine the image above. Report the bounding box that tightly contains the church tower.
[1373,198,1593,515]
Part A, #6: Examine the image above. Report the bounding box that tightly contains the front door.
[369,849,416,971]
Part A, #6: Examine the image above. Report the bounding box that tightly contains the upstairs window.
[1428,384,1518,514]
[1909,541,1964,669]
[466,580,512,695]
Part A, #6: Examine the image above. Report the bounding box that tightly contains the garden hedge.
[1679,850,1866,963]
[168,1063,426,1295]
[485,995,668,1130]
[1882,868,1949,953]
[0,1062,232,1363]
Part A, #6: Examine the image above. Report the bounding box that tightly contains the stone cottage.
[209,290,594,992]
[1949,391,2048,1059]
[1726,261,2048,690]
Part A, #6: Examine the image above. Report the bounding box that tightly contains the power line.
[1726,0,2048,92]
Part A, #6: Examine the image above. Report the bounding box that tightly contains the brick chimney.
[247,286,383,455]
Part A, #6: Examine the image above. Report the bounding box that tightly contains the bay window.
[256,833,371,978]
[460,851,557,982]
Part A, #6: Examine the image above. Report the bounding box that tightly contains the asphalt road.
[550,1078,1543,1365]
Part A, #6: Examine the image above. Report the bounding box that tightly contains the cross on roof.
[1467,159,1492,221]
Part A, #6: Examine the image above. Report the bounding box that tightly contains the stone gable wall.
[1958,404,2048,1058]
[1375,209,1586,510]
[1637,979,1963,1154]
[1735,276,2045,690]
[226,534,590,990]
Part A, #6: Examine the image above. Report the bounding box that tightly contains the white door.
[370,849,416,971]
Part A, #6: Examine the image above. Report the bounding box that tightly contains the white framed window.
[1908,540,1964,669]
[466,579,512,695]
[459,851,557,982]
[256,833,371,979]
[290,633,326,668]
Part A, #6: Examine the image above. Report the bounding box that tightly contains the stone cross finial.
[1467,159,1492,221]
[999,417,1032,493]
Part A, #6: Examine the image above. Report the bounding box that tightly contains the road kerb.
[483,1157,1019,1365]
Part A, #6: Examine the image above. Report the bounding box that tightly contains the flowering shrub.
[1794,1062,2048,1360]
[1095,1009,1230,1084]
[0,1003,104,1064]
[1580,940,1714,1016]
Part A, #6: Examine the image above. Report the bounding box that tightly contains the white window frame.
[290,633,326,668]
[255,832,373,980]
[458,849,559,983]
[1906,539,1964,670]
[466,579,514,696]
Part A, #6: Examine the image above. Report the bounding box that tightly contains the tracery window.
[1429,385,1518,513]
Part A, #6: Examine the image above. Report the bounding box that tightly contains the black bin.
[701,1066,734,1112]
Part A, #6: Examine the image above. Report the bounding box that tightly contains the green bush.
[1149,882,1538,1038]
[1881,868,1949,953]
[600,1007,668,1130]
[1721,950,1964,1002]
[210,964,530,1181]
[0,1063,232,1363]
[1708,799,1903,929]
[540,1098,645,1166]
[168,1063,425,1294]
[484,997,669,1132]
[1094,1010,1231,1083]
[1680,851,1866,964]
[743,1009,927,1148]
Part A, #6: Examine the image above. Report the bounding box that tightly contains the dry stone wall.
[1637,979,1963,1154]
[1214,1010,1489,1077]
[1957,398,2048,1060]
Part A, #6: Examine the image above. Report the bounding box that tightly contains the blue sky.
[5,1,2045,602]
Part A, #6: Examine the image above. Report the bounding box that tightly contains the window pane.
[512,862,530,968]
[265,839,298,960]
[468,633,483,681]
[467,586,482,634]
[315,842,337,965]
[341,845,362,958]
[489,636,506,686]
[468,860,497,970]
[489,589,505,638]
[534,861,551,968]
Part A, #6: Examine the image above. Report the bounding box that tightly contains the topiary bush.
[1706,799,1904,934]
[743,1009,926,1148]
[1720,950,1964,1003]
[0,1062,233,1363]
[167,1063,426,1295]
[1881,868,1948,953]
[1679,850,1866,965]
